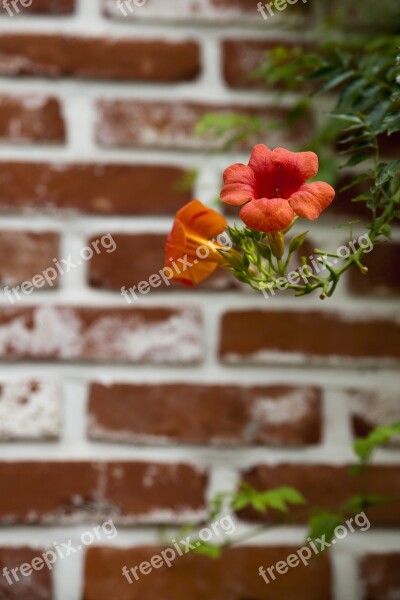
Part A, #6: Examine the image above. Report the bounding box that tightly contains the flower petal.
[220,163,256,206]
[289,181,335,220]
[165,200,227,287]
[248,144,273,175]
[271,148,319,183]
[165,218,186,264]
[172,260,219,287]
[175,199,227,240]
[240,197,295,233]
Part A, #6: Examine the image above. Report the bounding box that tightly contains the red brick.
[219,310,400,366]
[104,462,207,523]
[0,547,52,599]
[0,95,65,143]
[348,388,400,440]
[223,39,311,90]
[348,243,400,296]
[0,462,100,524]
[103,0,307,22]
[320,1,399,32]
[0,306,203,364]
[88,233,236,292]
[83,545,331,600]
[95,100,314,150]
[0,35,200,82]
[0,162,191,215]
[0,231,59,287]
[0,461,207,524]
[360,553,400,600]
[88,383,322,446]
[240,464,400,526]
[1,0,75,14]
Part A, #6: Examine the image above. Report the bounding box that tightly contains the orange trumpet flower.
[165,200,229,286]
[221,144,335,233]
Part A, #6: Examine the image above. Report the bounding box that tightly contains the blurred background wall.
[0,1,399,599]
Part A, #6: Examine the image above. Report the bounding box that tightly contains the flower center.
[254,163,304,200]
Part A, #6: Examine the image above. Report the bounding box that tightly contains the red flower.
[220,144,335,233]
[165,200,228,286]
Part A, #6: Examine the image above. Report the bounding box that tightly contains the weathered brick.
[223,39,311,90]
[88,233,236,292]
[104,462,207,523]
[0,547,52,599]
[348,388,400,440]
[0,306,203,364]
[0,231,59,287]
[0,95,65,143]
[84,545,331,600]
[88,383,321,446]
[88,382,321,445]
[240,464,400,525]
[95,100,314,150]
[348,243,400,296]
[359,553,400,600]
[0,162,191,215]
[1,0,75,14]
[0,35,200,82]
[219,310,400,366]
[0,380,61,440]
[0,461,207,524]
[103,0,308,22]
[0,462,100,524]
[320,0,400,33]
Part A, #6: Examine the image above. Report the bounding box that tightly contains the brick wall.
[0,1,399,599]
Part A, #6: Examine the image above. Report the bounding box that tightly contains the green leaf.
[209,492,229,520]
[308,511,343,545]
[341,494,389,513]
[353,421,400,465]
[277,486,307,505]
[381,111,400,135]
[372,161,400,191]
[191,541,222,559]
[232,484,306,512]
[231,484,306,514]
[195,113,263,150]
[317,70,355,95]
[332,114,364,125]
[289,231,309,254]
[345,153,373,167]
[338,173,372,193]
[174,169,198,193]
[352,193,372,203]
[231,495,251,511]
[255,241,272,261]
